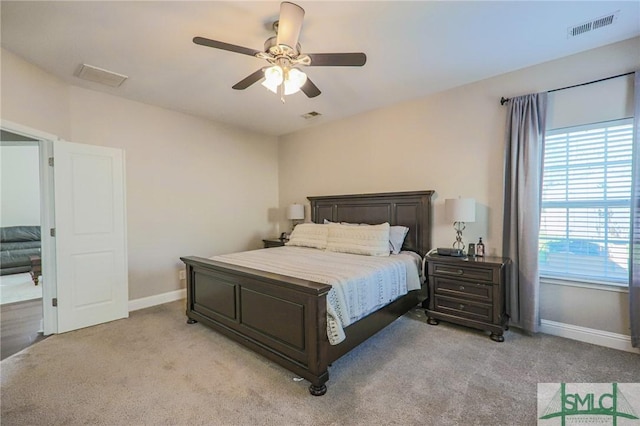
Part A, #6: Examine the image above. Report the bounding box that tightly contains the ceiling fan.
[193,1,367,102]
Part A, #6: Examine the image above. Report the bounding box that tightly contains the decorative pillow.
[285,223,329,249]
[326,222,390,257]
[324,220,408,255]
[389,226,410,255]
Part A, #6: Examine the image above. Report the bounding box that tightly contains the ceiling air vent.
[301,111,322,119]
[568,10,619,38]
[76,64,128,87]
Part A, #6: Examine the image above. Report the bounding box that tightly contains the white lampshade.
[287,204,304,220]
[283,68,307,95]
[261,66,284,93]
[445,198,476,223]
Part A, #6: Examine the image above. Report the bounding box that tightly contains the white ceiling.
[2,1,639,137]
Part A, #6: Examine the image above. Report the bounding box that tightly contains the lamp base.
[453,221,466,252]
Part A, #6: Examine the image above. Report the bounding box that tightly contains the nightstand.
[262,238,287,248]
[425,254,510,342]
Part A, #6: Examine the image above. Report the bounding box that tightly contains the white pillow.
[326,222,390,257]
[323,220,408,255]
[285,223,329,249]
[389,226,409,255]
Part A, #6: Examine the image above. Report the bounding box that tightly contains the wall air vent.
[76,64,128,87]
[301,111,322,119]
[568,10,619,38]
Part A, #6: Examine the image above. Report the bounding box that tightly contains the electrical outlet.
[179,270,186,280]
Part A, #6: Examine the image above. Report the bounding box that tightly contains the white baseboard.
[128,288,186,312]
[540,319,640,354]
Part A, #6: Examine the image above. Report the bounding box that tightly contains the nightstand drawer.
[433,277,493,302]
[434,296,492,322]
[430,262,495,283]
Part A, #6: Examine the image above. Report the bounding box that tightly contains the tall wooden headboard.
[307,190,434,256]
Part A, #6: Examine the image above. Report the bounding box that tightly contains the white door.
[53,140,128,333]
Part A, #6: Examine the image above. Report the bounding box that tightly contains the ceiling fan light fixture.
[261,65,307,96]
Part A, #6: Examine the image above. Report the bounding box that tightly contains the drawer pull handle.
[440,269,464,276]
[459,304,465,310]
[459,285,465,291]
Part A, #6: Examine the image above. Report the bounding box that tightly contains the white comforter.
[210,246,423,345]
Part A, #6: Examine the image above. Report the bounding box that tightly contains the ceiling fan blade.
[193,36,262,58]
[232,68,265,90]
[307,53,367,67]
[300,77,321,98]
[276,2,305,50]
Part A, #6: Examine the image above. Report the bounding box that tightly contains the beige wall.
[1,48,280,300]
[540,282,629,334]
[278,37,640,336]
[1,49,71,139]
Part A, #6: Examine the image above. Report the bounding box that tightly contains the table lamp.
[445,198,476,252]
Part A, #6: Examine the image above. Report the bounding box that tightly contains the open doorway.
[1,120,129,346]
[0,131,46,359]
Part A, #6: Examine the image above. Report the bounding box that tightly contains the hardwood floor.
[1,298,47,360]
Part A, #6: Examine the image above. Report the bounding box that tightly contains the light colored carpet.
[0,273,42,305]
[1,300,639,425]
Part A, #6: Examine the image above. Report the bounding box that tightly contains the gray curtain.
[631,71,639,348]
[502,93,547,334]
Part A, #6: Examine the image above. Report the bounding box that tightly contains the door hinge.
[52,298,58,307]
[48,157,54,167]
[50,228,56,237]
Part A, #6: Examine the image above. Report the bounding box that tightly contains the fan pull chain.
[280,79,285,103]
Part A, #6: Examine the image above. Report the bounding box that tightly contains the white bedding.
[210,246,423,345]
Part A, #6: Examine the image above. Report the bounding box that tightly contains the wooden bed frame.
[181,190,434,395]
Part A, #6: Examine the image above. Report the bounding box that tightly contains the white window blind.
[539,119,633,285]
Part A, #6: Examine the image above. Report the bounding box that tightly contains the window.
[539,119,633,285]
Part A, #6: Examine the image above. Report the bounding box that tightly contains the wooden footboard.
[181,255,333,395]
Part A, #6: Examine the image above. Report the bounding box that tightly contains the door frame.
[1,119,58,334]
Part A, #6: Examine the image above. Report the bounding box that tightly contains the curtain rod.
[499,71,635,105]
